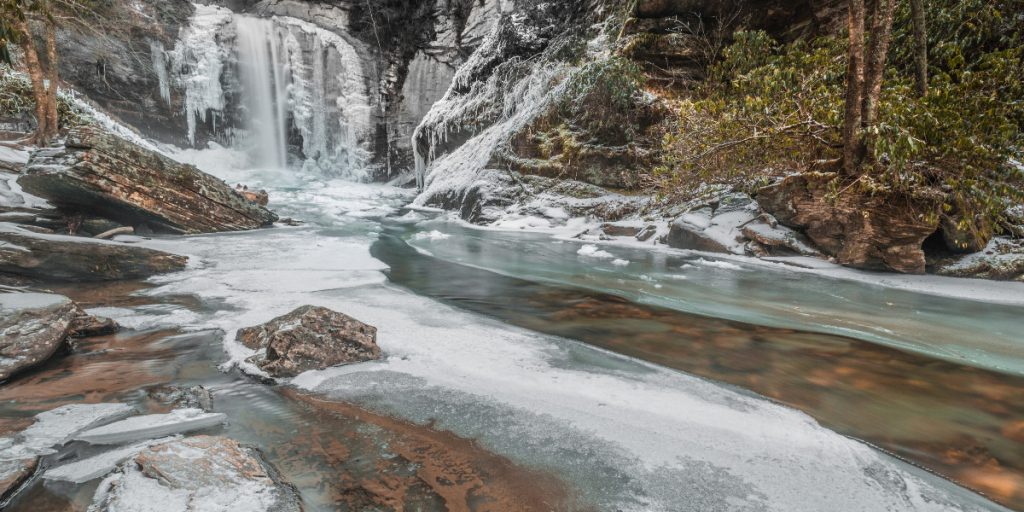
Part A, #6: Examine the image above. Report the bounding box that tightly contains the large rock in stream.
[0,292,119,382]
[91,436,301,512]
[758,173,942,274]
[0,223,186,282]
[18,127,277,234]
[238,306,380,378]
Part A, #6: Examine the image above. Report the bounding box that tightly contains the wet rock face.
[0,292,119,382]
[19,127,278,235]
[92,436,302,512]
[56,1,196,146]
[239,306,380,378]
[758,173,942,274]
[0,457,37,505]
[0,223,187,282]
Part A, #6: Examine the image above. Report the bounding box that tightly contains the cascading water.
[164,5,373,178]
[234,17,290,170]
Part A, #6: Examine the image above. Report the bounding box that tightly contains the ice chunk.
[44,438,174,483]
[577,244,614,259]
[3,404,136,458]
[75,409,226,445]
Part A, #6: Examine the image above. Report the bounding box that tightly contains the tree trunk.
[842,0,866,176]
[42,12,60,141]
[861,0,897,129]
[12,17,51,146]
[910,0,928,96]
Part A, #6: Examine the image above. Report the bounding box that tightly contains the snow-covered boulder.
[239,305,380,378]
[90,436,301,512]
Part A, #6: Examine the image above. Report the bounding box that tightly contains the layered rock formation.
[758,173,943,274]
[0,223,187,281]
[19,127,277,234]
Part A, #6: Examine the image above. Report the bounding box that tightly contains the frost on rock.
[89,436,301,512]
[75,409,226,445]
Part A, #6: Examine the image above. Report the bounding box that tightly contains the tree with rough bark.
[0,0,60,146]
[909,0,928,96]
[842,0,898,176]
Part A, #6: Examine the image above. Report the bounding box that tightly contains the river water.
[2,161,1022,511]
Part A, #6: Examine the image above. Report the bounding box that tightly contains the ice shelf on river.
[105,150,1013,512]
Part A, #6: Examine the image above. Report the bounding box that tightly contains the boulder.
[18,127,278,234]
[0,222,187,282]
[741,218,821,257]
[758,173,942,274]
[664,195,760,254]
[0,292,118,381]
[238,306,380,378]
[91,436,302,512]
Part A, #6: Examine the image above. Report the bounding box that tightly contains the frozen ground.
[82,147,1015,511]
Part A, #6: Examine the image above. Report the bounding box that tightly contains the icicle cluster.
[156,4,373,178]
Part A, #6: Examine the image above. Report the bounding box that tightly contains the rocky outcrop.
[0,292,118,382]
[54,0,197,146]
[0,223,187,282]
[91,436,302,512]
[19,127,277,234]
[238,305,380,378]
[758,173,942,274]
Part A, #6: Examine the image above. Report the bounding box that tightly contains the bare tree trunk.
[842,0,866,176]
[910,0,928,96]
[11,17,51,146]
[42,12,60,141]
[861,0,896,128]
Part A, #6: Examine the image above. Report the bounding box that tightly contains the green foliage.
[656,24,1024,232]
[560,56,646,145]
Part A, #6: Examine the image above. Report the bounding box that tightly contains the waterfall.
[163,5,373,178]
[234,17,289,170]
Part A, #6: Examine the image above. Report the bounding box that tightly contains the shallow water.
[3,167,1022,511]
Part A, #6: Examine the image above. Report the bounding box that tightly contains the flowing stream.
[3,157,1021,511]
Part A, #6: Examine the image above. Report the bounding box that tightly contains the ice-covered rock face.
[161,4,373,178]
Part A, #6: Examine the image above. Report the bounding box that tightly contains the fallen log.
[18,127,278,234]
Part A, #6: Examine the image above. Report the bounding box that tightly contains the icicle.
[150,40,171,106]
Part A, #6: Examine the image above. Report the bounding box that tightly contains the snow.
[412,230,451,241]
[693,258,745,271]
[0,170,52,210]
[577,244,615,259]
[44,438,174,484]
[0,146,29,165]
[612,258,630,267]
[75,409,227,445]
